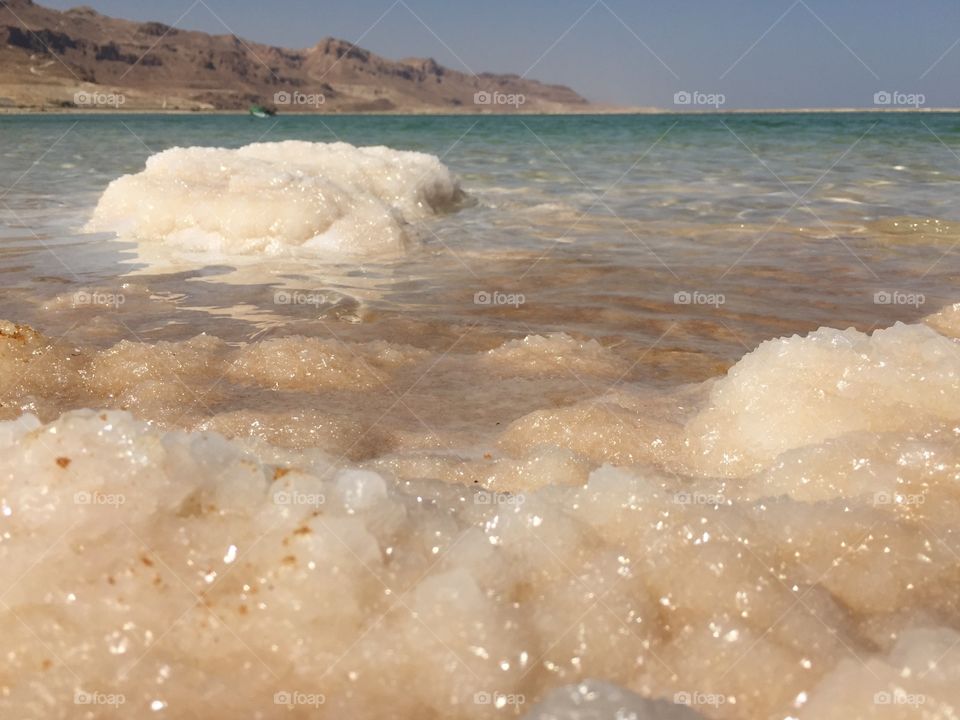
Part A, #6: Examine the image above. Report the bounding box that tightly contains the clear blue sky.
[42,0,960,108]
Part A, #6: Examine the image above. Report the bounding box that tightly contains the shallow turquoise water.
[5,112,960,221]
[0,112,957,377]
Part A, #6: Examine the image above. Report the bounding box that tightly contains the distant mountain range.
[0,0,591,112]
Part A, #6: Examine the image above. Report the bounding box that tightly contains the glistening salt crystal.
[88,141,463,257]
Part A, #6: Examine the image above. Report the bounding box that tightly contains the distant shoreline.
[2,106,960,116]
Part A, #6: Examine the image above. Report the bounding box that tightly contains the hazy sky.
[41,0,960,108]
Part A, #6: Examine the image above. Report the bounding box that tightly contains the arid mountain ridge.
[0,0,591,112]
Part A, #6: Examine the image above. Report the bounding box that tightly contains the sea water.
[0,113,959,719]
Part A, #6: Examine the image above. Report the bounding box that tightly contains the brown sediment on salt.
[0,322,32,341]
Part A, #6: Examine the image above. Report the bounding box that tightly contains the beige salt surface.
[1,314,960,718]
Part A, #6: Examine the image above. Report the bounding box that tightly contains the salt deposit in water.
[87,141,463,257]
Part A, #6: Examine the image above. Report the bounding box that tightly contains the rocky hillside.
[0,0,590,112]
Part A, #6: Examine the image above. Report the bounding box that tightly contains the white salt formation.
[1,317,960,718]
[87,141,463,256]
[682,322,960,476]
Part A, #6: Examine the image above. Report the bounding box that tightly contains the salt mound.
[924,302,960,339]
[683,322,960,476]
[3,402,960,718]
[227,336,427,391]
[87,141,463,257]
[481,333,629,378]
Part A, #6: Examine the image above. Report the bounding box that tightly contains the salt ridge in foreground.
[2,312,960,718]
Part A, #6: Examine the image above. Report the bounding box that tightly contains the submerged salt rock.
[482,333,630,378]
[226,336,426,391]
[85,334,227,421]
[88,141,463,257]
[499,399,685,468]
[195,408,394,459]
[0,320,80,417]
